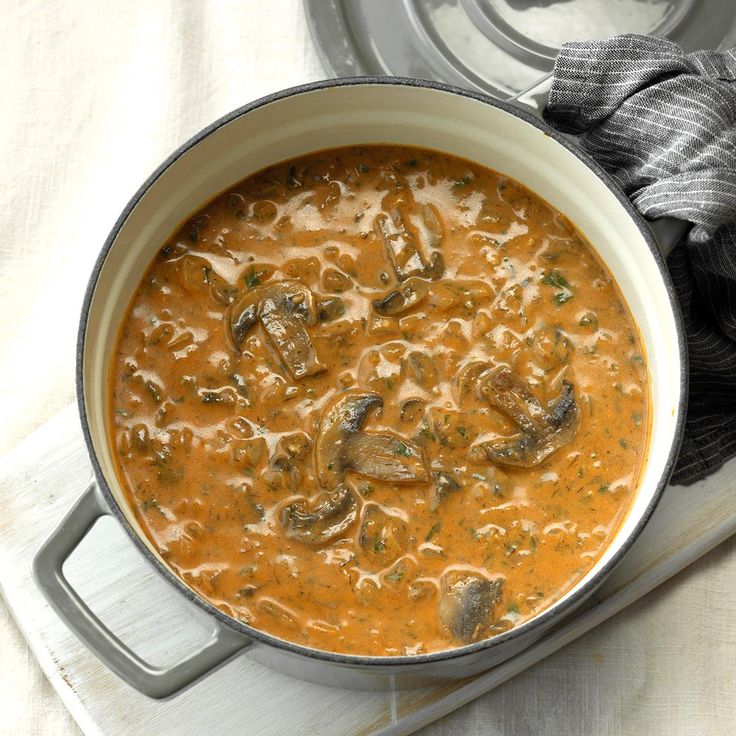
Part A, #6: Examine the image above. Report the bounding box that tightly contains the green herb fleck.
[188,220,202,242]
[425,522,442,542]
[394,442,412,457]
[542,269,571,289]
[542,269,573,304]
[245,265,261,289]
[386,568,405,582]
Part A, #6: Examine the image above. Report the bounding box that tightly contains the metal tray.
[305,0,736,98]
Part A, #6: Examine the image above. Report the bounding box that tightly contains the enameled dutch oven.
[33,77,687,699]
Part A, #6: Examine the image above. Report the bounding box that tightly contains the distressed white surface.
[1,406,736,736]
[2,1,736,735]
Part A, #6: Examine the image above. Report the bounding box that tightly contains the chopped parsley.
[542,269,573,305]
[245,265,261,289]
[425,521,442,542]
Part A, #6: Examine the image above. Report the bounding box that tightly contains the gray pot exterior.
[33,78,687,698]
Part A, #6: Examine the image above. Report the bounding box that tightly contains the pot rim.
[77,75,688,668]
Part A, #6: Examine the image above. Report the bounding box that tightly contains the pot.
[33,77,687,698]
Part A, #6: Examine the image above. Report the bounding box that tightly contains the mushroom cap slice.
[280,484,358,547]
[344,432,429,482]
[375,212,426,281]
[406,350,439,390]
[399,397,426,423]
[372,277,429,316]
[477,366,547,435]
[230,280,317,344]
[315,390,430,487]
[315,390,383,488]
[231,302,259,347]
[228,280,325,380]
[472,434,541,468]
[374,211,445,282]
[430,470,461,510]
[548,380,576,429]
[471,366,579,468]
[439,571,503,643]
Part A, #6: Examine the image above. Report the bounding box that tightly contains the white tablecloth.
[2,2,735,734]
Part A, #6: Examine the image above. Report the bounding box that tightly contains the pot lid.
[305,0,736,99]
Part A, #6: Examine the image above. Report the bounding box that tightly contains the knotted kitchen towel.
[544,34,736,485]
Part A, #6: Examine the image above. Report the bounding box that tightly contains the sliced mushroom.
[315,390,429,487]
[420,204,444,250]
[430,470,461,510]
[228,280,325,380]
[548,381,576,429]
[470,366,578,468]
[374,212,445,282]
[399,397,426,423]
[439,571,503,643]
[406,350,438,390]
[358,504,409,564]
[344,433,429,482]
[456,361,491,403]
[315,390,383,488]
[478,367,545,435]
[372,277,429,316]
[281,484,358,546]
[263,455,302,492]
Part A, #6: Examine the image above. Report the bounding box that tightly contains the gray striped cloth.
[543,34,736,485]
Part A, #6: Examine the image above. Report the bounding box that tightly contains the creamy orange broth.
[109,145,648,656]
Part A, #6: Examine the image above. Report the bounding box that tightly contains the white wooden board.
[1,404,735,736]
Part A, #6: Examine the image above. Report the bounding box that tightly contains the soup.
[109,145,648,656]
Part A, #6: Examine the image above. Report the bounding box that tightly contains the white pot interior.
[82,82,683,633]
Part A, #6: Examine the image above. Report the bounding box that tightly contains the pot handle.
[512,72,553,120]
[32,481,251,699]
[511,73,689,258]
